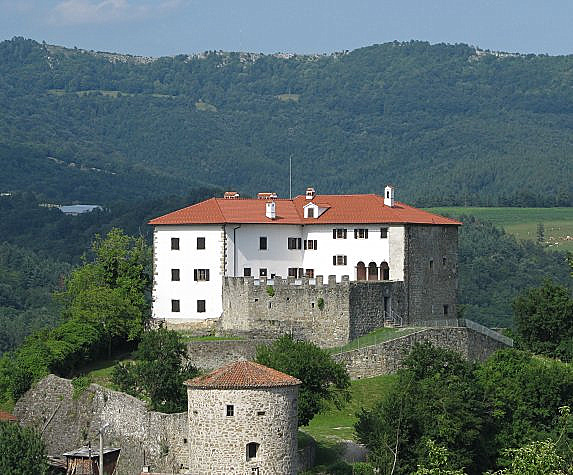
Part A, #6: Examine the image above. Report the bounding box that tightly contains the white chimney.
[306,187,316,200]
[265,201,276,219]
[384,185,395,207]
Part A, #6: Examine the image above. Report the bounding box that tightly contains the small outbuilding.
[185,360,301,475]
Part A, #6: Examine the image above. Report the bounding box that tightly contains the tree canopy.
[0,421,48,475]
[255,335,350,426]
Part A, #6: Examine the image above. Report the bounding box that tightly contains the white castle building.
[149,186,461,325]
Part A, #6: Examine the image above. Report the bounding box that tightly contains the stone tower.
[185,361,301,475]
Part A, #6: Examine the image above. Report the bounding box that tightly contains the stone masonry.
[14,375,188,475]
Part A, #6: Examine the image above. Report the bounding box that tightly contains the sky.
[1,0,573,57]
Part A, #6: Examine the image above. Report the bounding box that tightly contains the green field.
[427,207,573,252]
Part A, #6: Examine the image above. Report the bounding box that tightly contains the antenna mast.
[289,155,292,199]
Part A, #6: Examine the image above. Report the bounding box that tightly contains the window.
[332,228,347,239]
[244,267,251,277]
[171,269,180,281]
[304,239,318,250]
[307,207,315,218]
[288,268,303,278]
[354,228,368,239]
[246,442,260,461]
[257,411,265,416]
[305,269,315,278]
[380,227,388,238]
[171,299,180,312]
[259,236,267,250]
[197,300,206,313]
[333,255,347,266]
[171,237,180,250]
[442,256,447,266]
[443,304,449,316]
[194,269,210,281]
[429,259,434,270]
[287,237,302,250]
[226,404,234,416]
[259,268,267,277]
[197,237,205,249]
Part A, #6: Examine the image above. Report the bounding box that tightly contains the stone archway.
[356,261,366,280]
[380,262,390,280]
[368,261,378,281]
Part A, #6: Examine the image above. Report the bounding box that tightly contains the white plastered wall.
[153,225,224,320]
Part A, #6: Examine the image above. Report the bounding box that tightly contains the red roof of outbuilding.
[0,411,17,422]
[149,194,461,226]
[185,361,301,389]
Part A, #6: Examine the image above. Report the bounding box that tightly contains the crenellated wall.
[221,275,408,348]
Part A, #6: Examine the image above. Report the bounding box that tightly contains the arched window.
[368,262,378,281]
[356,261,366,280]
[380,262,390,280]
[246,442,260,461]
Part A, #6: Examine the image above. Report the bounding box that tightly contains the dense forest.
[0,37,572,206]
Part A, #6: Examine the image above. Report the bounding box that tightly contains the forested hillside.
[1,37,572,205]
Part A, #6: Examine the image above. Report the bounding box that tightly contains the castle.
[149,186,461,345]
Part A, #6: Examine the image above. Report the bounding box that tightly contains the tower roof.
[185,361,301,390]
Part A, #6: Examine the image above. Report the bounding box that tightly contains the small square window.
[333,255,347,266]
[354,228,368,239]
[194,269,210,281]
[380,227,388,239]
[226,404,234,416]
[259,268,267,277]
[171,299,180,312]
[197,237,205,249]
[244,267,252,277]
[259,237,267,250]
[171,269,180,281]
[333,228,347,239]
[306,269,314,278]
[197,300,206,313]
[257,411,265,416]
[307,207,315,218]
[171,237,180,250]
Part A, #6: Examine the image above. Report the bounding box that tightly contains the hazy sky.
[1,0,572,57]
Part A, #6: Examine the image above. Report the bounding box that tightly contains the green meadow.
[427,207,573,252]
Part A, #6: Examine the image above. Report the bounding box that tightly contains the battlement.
[222,276,406,347]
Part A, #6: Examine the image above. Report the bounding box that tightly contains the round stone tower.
[185,361,301,475]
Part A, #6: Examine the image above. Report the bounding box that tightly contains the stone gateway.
[185,361,301,475]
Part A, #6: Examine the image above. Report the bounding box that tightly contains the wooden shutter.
[343,255,347,265]
[206,269,210,281]
[194,269,198,281]
[343,229,347,239]
[333,229,336,239]
[333,256,336,265]
[365,229,368,238]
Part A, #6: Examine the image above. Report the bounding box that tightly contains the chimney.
[305,187,316,200]
[384,185,395,207]
[224,191,240,199]
[265,201,276,219]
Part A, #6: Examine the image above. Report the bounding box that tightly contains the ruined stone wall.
[221,275,352,347]
[187,386,299,475]
[404,225,459,324]
[332,326,510,379]
[185,339,274,371]
[14,375,188,475]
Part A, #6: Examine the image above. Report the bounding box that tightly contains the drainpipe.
[233,225,241,276]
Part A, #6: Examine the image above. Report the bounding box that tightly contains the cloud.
[50,0,183,25]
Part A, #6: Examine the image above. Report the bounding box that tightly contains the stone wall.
[187,386,299,475]
[14,375,188,475]
[221,276,410,348]
[404,225,459,324]
[222,275,352,347]
[185,339,274,371]
[332,326,510,379]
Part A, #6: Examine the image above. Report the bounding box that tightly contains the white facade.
[154,221,405,321]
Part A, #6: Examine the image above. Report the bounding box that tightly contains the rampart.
[221,275,406,348]
[332,321,512,379]
[14,375,188,475]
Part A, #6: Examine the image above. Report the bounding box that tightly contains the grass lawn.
[79,353,134,389]
[427,207,573,252]
[301,374,396,444]
[327,327,422,355]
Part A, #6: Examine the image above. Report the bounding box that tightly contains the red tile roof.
[0,411,17,422]
[185,361,301,390]
[149,194,461,226]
